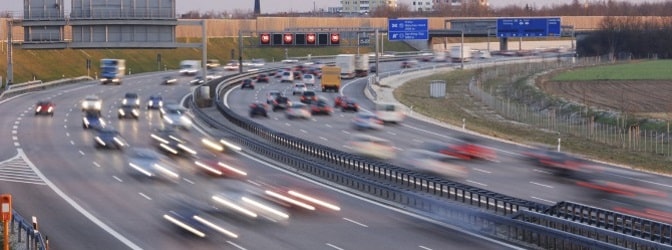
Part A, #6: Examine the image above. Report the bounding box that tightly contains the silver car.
[160,104,192,130]
[285,103,312,120]
[126,147,180,182]
[292,83,307,95]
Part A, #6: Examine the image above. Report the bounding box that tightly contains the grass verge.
[395,68,672,175]
[551,60,672,81]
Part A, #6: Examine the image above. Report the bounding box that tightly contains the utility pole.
[201,20,207,82]
[6,19,13,89]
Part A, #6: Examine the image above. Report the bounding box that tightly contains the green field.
[1,37,415,84]
[551,60,672,81]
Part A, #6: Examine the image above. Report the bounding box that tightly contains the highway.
[224,59,672,216]
[0,67,511,249]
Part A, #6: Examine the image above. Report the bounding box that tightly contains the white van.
[281,71,294,83]
[374,102,405,123]
[348,134,396,160]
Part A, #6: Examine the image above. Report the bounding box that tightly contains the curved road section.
[0,68,511,249]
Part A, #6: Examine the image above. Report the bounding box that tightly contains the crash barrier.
[192,57,672,248]
[10,210,47,250]
[7,80,42,90]
[0,76,94,101]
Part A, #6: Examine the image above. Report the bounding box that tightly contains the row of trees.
[175,0,672,19]
[577,16,672,59]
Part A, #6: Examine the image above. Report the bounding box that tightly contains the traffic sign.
[388,19,428,41]
[496,17,561,38]
[359,36,370,46]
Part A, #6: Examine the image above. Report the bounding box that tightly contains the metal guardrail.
[191,57,672,249]
[0,76,93,101]
[10,210,47,250]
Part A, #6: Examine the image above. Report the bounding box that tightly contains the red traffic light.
[260,33,271,45]
[306,33,316,44]
[283,33,294,45]
[330,33,340,45]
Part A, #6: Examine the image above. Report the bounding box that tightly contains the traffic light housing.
[260,33,271,45]
[330,33,340,45]
[306,33,316,45]
[295,33,306,45]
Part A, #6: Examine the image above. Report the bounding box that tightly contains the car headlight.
[135,99,140,105]
[123,99,128,105]
[132,109,139,116]
[95,137,106,146]
[100,119,106,126]
[113,137,126,147]
[83,117,90,125]
[164,117,174,124]
[36,106,42,112]
[47,107,53,112]
[95,102,102,109]
[180,116,192,125]
[118,109,125,115]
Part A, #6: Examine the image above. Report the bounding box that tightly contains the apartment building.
[340,0,398,13]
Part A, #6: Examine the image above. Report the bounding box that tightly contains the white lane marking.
[472,168,491,174]
[65,132,70,137]
[531,196,556,204]
[93,162,101,168]
[342,130,350,135]
[386,131,397,136]
[64,125,67,128]
[326,243,344,250]
[17,115,23,119]
[64,119,67,123]
[325,124,332,128]
[183,178,195,184]
[113,176,123,182]
[70,140,75,145]
[11,130,16,134]
[466,180,488,187]
[621,176,672,189]
[13,142,19,146]
[227,241,246,250]
[300,129,307,133]
[412,139,423,143]
[285,123,291,126]
[419,246,433,250]
[11,136,17,141]
[343,217,368,228]
[18,149,142,249]
[79,150,85,156]
[138,193,152,200]
[319,136,328,141]
[532,169,551,174]
[530,181,553,189]
[12,125,17,130]
[14,121,19,124]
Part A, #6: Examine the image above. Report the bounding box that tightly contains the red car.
[310,98,333,115]
[256,74,270,83]
[334,95,348,108]
[300,91,318,104]
[423,138,496,161]
[35,101,55,116]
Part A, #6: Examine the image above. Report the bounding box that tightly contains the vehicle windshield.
[167,109,184,115]
[304,92,315,97]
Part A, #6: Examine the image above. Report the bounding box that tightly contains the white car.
[285,103,311,120]
[347,134,396,160]
[281,59,299,64]
[399,149,469,180]
[292,83,307,95]
[223,60,239,71]
[160,104,192,130]
[250,59,266,67]
[302,74,316,86]
[81,95,103,112]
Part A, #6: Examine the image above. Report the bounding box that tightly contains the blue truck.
[100,59,126,85]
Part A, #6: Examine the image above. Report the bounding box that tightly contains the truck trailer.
[355,54,369,77]
[335,54,356,79]
[100,59,126,85]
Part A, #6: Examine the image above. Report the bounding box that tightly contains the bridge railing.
[10,210,47,250]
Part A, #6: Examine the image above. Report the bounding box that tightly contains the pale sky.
[2,0,665,16]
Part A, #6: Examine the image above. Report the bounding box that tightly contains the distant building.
[411,0,489,11]
[341,0,398,14]
[328,7,344,13]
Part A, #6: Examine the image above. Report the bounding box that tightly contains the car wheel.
[34,113,38,116]
[82,124,87,129]
[50,113,54,117]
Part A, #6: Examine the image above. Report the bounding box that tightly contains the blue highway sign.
[388,19,429,41]
[496,17,561,38]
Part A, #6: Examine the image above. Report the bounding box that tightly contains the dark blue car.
[82,111,106,130]
[147,95,163,110]
[94,128,128,150]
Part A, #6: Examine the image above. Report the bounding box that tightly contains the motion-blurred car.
[34,101,55,116]
[256,73,270,83]
[147,95,163,110]
[162,76,178,85]
[522,146,599,178]
[422,138,496,161]
[249,102,269,118]
[117,104,140,120]
[126,147,180,182]
[122,92,140,108]
[160,104,192,130]
[94,128,128,150]
[252,175,341,212]
[369,65,377,73]
[266,91,281,104]
[293,71,302,81]
[223,60,239,71]
[285,103,312,120]
[271,96,291,112]
[348,134,396,160]
[192,152,248,178]
[81,95,102,113]
[399,149,468,180]
[401,59,418,68]
[250,59,266,67]
[352,112,383,130]
[163,201,239,239]
[292,83,307,95]
[333,95,348,108]
[82,111,106,130]
[150,127,198,158]
[341,100,359,112]
[280,71,294,83]
[302,74,316,86]
[240,79,255,89]
[210,180,290,223]
[300,91,318,104]
[309,98,333,115]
